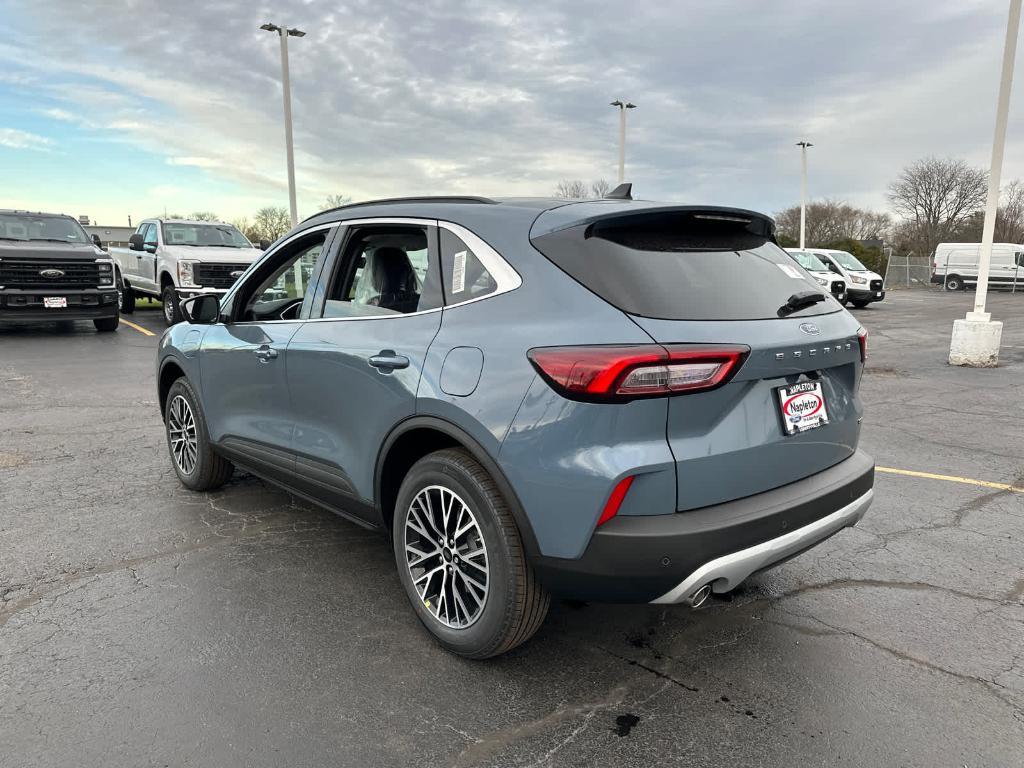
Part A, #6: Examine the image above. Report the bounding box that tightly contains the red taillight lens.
[857,327,868,362]
[527,344,749,401]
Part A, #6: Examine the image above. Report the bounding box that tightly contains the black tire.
[162,285,182,325]
[945,275,964,291]
[850,299,871,308]
[164,377,234,491]
[93,316,119,332]
[120,273,135,314]
[393,448,550,658]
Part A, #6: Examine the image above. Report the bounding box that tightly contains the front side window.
[0,213,89,243]
[239,234,326,321]
[323,225,442,318]
[440,229,497,303]
[162,222,251,248]
[141,223,157,246]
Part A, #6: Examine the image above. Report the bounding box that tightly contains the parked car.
[931,242,1024,291]
[109,219,267,325]
[785,249,847,303]
[157,195,875,658]
[796,248,885,308]
[0,209,120,331]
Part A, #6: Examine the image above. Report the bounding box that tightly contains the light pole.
[610,100,636,184]
[796,141,813,250]
[260,22,306,228]
[948,0,1021,366]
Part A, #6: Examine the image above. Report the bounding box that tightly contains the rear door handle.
[254,345,279,363]
[368,350,409,372]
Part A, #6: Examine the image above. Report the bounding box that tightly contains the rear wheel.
[393,448,549,658]
[945,275,964,291]
[164,377,234,490]
[162,285,182,325]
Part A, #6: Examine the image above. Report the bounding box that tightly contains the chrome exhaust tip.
[687,583,713,609]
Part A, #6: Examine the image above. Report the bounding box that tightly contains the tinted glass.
[439,229,497,303]
[532,211,840,321]
[0,213,89,243]
[249,239,323,309]
[162,222,251,247]
[323,225,442,318]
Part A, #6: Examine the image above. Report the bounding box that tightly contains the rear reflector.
[527,344,749,401]
[857,327,868,363]
[597,475,635,527]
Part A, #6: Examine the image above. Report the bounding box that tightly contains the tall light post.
[796,141,813,250]
[260,22,306,228]
[949,0,1021,367]
[610,100,636,184]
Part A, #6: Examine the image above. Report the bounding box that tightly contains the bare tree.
[555,179,589,199]
[321,193,352,210]
[253,206,292,241]
[189,211,220,222]
[590,179,611,198]
[775,200,891,246]
[231,217,261,243]
[887,157,988,257]
[996,180,1024,243]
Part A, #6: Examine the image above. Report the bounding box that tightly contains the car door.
[138,222,160,290]
[286,219,444,523]
[198,225,335,486]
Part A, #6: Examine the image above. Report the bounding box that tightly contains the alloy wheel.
[404,485,489,629]
[167,394,198,475]
[164,297,175,324]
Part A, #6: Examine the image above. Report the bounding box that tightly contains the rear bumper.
[0,289,119,322]
[531,450,874,603]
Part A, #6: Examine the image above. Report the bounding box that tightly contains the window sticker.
[452,250,467,293]
[777,263,804,279]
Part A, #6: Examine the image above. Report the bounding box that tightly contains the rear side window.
[440,229,497,303]
[531,211,841,321]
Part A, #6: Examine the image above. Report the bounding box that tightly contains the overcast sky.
[1,0,1022,225]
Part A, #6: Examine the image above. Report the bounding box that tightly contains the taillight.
[857,327,868,362]
[527,344,749,401]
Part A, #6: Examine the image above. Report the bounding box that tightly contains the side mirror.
[828,263,842,274]
[129,233,144,251]
[259,239,271,251]
[180,294,221,325]
[91,233,104,248]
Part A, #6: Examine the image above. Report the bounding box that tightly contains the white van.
[931,243,1024,291]
[787,248,885,307]
[784,249,847,303]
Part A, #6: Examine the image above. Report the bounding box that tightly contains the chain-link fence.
[883,254,934,290]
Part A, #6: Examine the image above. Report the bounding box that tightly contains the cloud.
[0,128,53,151]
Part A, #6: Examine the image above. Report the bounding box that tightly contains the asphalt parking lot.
[2,291,1022,768]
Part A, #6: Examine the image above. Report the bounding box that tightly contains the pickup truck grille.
[195,263,247,289]
[870,279,883,291]
[0,259,100,289]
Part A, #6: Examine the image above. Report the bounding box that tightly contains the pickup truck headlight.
[96,260,114,286]
[178,260,199,288]
[850,274,867,284]
[814,276,828,286]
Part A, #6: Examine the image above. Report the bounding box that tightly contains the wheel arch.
[158,357,188,418]
[375,416,540,558]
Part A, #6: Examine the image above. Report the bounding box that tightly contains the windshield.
[789,250,830,272]
[0,213,90,243]
[161,222,251,248]
[825,250,867,271]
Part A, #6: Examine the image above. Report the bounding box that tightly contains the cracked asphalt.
[2,291,1023,767]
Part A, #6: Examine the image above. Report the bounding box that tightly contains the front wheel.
[393,448,550,658]
[162,285,182,325]
[94,315,119,332]
[164,377,234,490]
[851,299,871,308]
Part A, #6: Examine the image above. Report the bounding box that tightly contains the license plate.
[43,297,68,309]
[777,381,829,435]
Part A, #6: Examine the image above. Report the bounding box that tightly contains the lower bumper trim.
[651,489,873,604]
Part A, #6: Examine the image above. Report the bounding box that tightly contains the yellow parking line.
[120,319,156,337]
[877,466,1024,494]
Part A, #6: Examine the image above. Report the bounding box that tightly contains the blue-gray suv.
[158,194,874,658]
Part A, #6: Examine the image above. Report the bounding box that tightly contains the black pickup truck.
[0,210,120,331]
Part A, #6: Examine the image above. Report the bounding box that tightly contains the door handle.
[368,350,409,372]
[254,345,279,363]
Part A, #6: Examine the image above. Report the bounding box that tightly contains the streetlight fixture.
[260,22,306,228]
[796,141,813,250]
[948,0,1020,367]
[610,100,637,184]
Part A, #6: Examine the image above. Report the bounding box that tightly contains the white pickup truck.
[110,218,267,324]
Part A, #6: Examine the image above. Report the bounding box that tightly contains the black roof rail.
[302,196,498,223]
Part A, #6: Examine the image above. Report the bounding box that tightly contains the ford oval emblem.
[39,268,65,279]
[799,322,820,336]
[230,270,244,278]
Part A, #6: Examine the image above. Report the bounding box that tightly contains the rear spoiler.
[530,203,777,242]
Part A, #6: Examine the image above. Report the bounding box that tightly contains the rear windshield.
[531,211,840,321]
